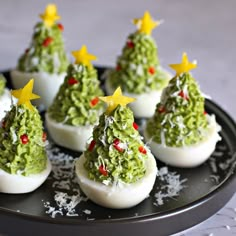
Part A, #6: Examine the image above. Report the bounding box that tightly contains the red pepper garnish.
[158,106,166,113]
[68,77,78,85]
[204,111,207,115]
[178,90,189,100]
[42,37,53,47]
[113,139,124,152]
[139,146,147,155]
[20,134,29,144]
[99,165,108,176]
[42,132,47,142]
[88,140,96,151]
[116,65,121,71]
[127,40,135,48]
[57,23,64,31]
[133,122,139,130]
[148,66,155,75]
[2,120,6,128]
[90,97,99,107]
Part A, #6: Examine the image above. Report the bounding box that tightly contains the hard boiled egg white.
[45,113,96,152]
[0,89,17,121]
[75,153,157,209]
[144,115,221,168]
[10,70,66,108]
[0,159,51,194]
[105,74,168,118]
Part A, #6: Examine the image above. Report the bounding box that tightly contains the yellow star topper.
[99,87,136,114]
[133,11,160,35]
[40,4,60,27]
[71,45,97,67]
[11,79,40,111]
[169,52,197,76]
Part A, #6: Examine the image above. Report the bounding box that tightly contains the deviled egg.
[105,11,171,118]
[46,46,104,151]
[75,88,157,209]
[144,53,221,168]
[0,79,51,193]
[10,4,69,108]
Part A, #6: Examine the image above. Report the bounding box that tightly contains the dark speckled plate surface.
[0,67,235,236]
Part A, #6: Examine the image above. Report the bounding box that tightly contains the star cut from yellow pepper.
[40,4,60,27]
[133,11,160,35]
[71,45,97,67]
[169,52,197,76]
[11,79,40,111]
[99,87,136,114]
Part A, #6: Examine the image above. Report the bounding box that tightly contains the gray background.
[0,0,235,235]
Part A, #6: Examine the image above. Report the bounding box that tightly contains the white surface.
[11,70,65,108]
[75,153,157,209]
[144,115,222,167]
[0,0,235,235]
[0,159,51,194]
[45,113,94,152]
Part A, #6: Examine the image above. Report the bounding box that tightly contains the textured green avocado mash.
[48,63,104,126]
[84,105,147,185]
[146,72,208,147]
[18,22,69,74]
[0,104,47,176]
[0,74,6,96]
[108,32,169,94]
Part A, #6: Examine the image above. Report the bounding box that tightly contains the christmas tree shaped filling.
[108,11,169,94]
[146,53,209,147]
[0,80,47,176]
[17,4,69,74]
[48,45,104,126]
[84,88,149,185]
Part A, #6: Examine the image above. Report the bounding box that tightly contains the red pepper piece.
[178,90,189,100]
[68,77,78,85]
[99,165,108,176]
[57,23,64,31]
[88,140,96,151]
[148,66,155,75]
[158,106,166,113]
[42,37,53,47]
[42,132,47,142]
[90,97,99,107]
[2,120,6,128]
[204,111,207,115]
[116,65,121,71]
[113,139,124,152]
[139,146,147,154]
[20,134,29,144]
[133,122,139,130]
[127,40,135,48]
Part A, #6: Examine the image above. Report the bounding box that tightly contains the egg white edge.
[0,158,51,194]
[144,114,222,168]
[10,69,66,108]
[45,113,97,152]
[105,70,171,118]
[75,152,157,209]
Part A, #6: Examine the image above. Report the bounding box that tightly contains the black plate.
[0,67,236,236]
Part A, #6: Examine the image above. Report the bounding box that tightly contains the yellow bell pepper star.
[11,79,40,111]
[169,52,197,76]
[99,87,136,114]
[133,11,160,35]
[40,4,60,27]
[71,45,97,67]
